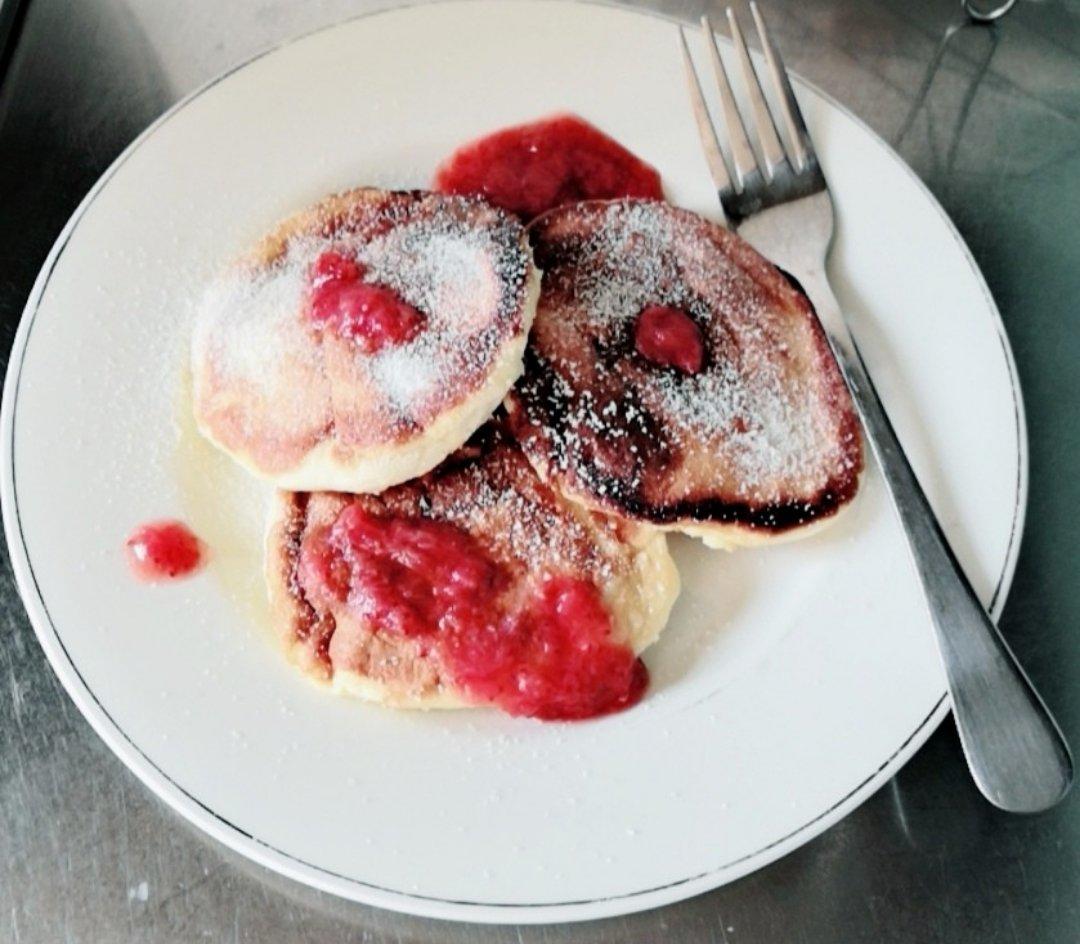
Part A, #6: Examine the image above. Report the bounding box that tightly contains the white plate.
[1,0,1025,925]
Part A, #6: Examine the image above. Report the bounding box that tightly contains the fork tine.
[749,0,812,171]
[699,15,760,189]
[678,26,734,194]
[725,6,786,179]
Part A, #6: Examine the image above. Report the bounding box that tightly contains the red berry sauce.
[308,251,426,353]
[126,520,204,582]
[445,575,648,721]
[433,114,664,220]
[634,305,705,374]
[301,505,646,720]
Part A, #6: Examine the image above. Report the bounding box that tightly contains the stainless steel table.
[1,1,1078,940]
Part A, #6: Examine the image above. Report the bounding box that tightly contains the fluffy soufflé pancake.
[505,200,862,548]
[266,423,679,720]
[193,188,539,493]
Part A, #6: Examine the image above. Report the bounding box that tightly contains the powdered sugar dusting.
[193,191,533,459]
[294,427,627,602]
[194,263,316,387]
[511,200,859,524]
[432,435,619,586]
[367,343,439,411]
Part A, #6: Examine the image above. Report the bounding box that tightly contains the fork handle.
[825,307,1073,812]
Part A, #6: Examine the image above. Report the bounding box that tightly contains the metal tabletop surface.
[1,0,1078,941]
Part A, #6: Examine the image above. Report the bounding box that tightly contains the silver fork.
[679,4,1072,813]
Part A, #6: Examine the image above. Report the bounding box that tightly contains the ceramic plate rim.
[0,0,1028,924]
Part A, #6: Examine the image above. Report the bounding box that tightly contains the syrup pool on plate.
[126,520,204,582]
[433,113,664,219]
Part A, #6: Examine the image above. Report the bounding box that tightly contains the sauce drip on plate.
[434,113,663,220]
[126,521,204,582]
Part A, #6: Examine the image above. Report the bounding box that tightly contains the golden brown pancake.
[266,423,678,718]
[505,199,861,548]
[193,188,539,493]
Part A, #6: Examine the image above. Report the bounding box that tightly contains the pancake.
[266,422,679,720]
[193,188,539,493]
[504,199,861,548]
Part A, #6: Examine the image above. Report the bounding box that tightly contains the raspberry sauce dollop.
[307,251,426,353]
[301,505,646,720]
[126,520,204,582]
[634,304,705,374]
[433,114,664,220]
